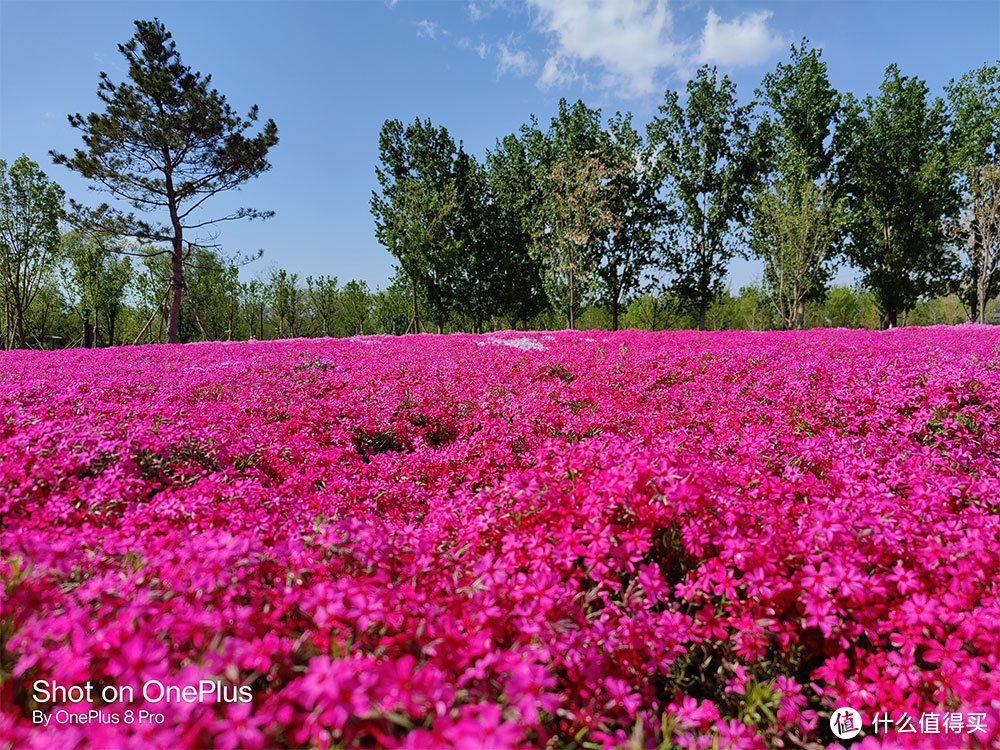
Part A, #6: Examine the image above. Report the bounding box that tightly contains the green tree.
[807,285,880,329]
[0,155,65,349]
[305,275,340,336]
[522,99,608,328]
[753,178,845,329]
[340,280,371,336]
[242,279,267,340]
[946,163,1000,323]
[269,268,302,338]
[371,276,411,335]
[184,249,241,340]
[838,65,958,327]
[62,231,134,346]
[535,152,622,329]
[945,62,1000,323]
[752,41,844,329]
[593,113,667,330]
[52,18,278,344]
[648,66,761,330]
[26,281,75,349]
[135,248,238,342]
[485,133,549,330]
[450,149,501,334]
[371,118,460,334]
[371,118,457,332]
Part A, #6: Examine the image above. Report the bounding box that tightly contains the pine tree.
[51,19,278,343]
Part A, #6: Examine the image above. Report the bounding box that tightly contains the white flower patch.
[482,336,547,351]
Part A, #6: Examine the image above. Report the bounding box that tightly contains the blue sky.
[1,0,998,292]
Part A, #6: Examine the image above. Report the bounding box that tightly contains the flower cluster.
[2,328,999,749]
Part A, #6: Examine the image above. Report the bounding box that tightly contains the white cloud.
[527,0,684,96]
[476,42,490,59]
[415,20,445,39]
[468,2,484,20]
[539,55,580,88]
[697,9,786,68]
[497,35,536,76]
[524,0,786,96]
[43,112,58,120]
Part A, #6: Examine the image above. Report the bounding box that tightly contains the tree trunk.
[611,302,619,331]
[698,305,706,332]
[409,274,421,334]
[886,306,898,329]
[14,309,26,349]
[568,263,575,330]
[167,246,184,343]
[978,270,987,325]
[795,298,806,330]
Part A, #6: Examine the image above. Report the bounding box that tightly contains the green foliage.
[837,64,958,327]
[449,150,500,334]
[485,133,549,329]
[371,117,460,333]
[340,280,372,336]
[24,281,75,349]
[269,268,303,339]
[0,155,65,349]
[521,99,609,328]
[62,231,133,346]
[752,177,845,329]
[371,276,411,336]
[592,113,668,330]
[648,66,762,330]
[945,63,1000,323]
[51,18,278,343]
[305,275,340,337]
[805,285,880,329]
[752,41,845,329]
[535,151,623,329]
[136,248,242,343]
[946,61,1000,172]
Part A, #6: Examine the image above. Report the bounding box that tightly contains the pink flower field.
[2,328,999,750]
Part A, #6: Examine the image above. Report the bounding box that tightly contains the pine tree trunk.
[165,160,185,344]
[167,244,184,344]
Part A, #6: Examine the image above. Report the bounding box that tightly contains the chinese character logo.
[831,707,864,740]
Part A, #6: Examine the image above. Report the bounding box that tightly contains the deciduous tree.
[593,113,667,331]
[752,42,844,329]
[371,118,459,333]
[838,65,957,327]
[648,67,761,330]
[0,156,64,349]
[945,62,1000,323]
[62,231,134,346]
[485,134,549,330]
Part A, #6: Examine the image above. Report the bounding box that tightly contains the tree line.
[371,44,999,333]
[1,20,998,349]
